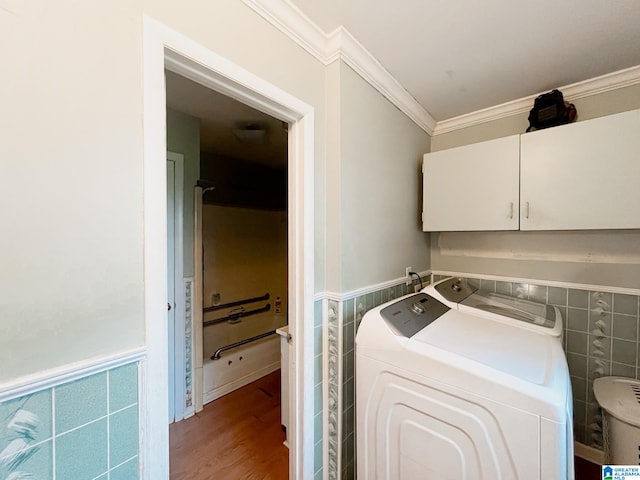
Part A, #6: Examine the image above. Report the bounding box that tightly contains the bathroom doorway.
[142,24,315,477]
[165,69,290,477]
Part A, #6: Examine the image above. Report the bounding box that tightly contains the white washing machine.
[356,277,573,479]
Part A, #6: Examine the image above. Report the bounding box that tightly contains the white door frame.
[142,17,315,480]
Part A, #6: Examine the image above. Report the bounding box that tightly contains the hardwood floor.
[170,370,288,480]
[170,371,601,479]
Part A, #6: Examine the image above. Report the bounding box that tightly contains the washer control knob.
[411,302,425,315]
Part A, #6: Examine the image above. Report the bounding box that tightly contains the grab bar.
[203,304,271,328]
[203,293,270,313]
[211,330,278,360]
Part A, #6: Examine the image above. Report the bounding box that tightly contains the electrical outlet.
[405,266,412,285]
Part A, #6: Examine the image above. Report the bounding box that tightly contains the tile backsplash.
[0,362,140,480]
[333,273,640,479]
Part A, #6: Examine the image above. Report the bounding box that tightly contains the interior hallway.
[170,370,288,479]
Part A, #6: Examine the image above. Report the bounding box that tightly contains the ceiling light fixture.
[233,123,268,145]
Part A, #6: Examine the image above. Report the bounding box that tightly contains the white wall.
[429,83,640,289]
[324,60,343,291]
[2,0,432,384]
[145,0,329,293]
[0,0,327,383]
[201,205,287,357]
[166,108,200,278]
[336,62,432,292]
[0,1,145,382]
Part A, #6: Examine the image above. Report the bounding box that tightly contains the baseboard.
[179,406,196,421]
[203,361,280,404]
[575,441,605,465]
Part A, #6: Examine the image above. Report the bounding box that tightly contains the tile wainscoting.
[322,272,640,480]
[0,357,141,480]
[319,276,426,480]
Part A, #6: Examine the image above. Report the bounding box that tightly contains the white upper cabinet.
[422,135,520,231]
[422,109,640,232]
[520,109,640,230]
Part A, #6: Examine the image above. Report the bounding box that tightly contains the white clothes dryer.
[356,277,573,480]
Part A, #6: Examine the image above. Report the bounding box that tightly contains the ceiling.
[166,1,640,165]
[165,70,288,168]
[291,0,640,121]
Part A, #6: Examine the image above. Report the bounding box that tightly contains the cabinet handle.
[525,202,530,219]
[509,202,514,219]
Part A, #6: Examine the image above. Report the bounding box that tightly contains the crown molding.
[242,0,640,137]
[241,0,330,62]
[563,64,640,99]
[334,27,437,134]
[434,65,640,135]
[241,0,436,135]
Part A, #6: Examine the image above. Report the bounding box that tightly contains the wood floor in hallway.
[170,370,289,480]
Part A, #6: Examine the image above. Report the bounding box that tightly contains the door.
[167,159,176,423]
[167,152,185,423]
[422,135,520,231]
[520,108,640,230]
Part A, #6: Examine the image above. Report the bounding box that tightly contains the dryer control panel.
[380,293,450,338]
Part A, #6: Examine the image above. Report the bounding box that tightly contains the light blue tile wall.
[56,418,109,479]
[56,372,108,433]
[110,457,140,480]
[110,364,138,412]
[109,406,139,468]
[0,362,140,480]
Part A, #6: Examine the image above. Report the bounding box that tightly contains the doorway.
[142,19,316,478]
[166,68,289,474]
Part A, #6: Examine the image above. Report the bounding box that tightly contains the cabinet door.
[422,135,520,231]
[520,109,640,230]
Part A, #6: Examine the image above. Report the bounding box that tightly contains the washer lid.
[425,277,562,338]
[408,309,555,385]
[462,293,556,328]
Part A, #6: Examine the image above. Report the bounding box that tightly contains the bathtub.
[203,314,285,404]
